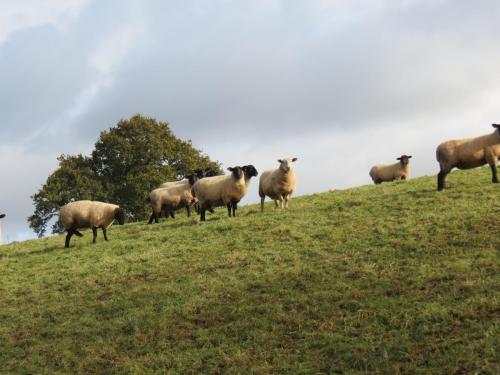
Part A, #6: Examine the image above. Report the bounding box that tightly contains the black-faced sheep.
[369,155,412,184]
[436,124,500,190]
[147,182,198,224]
[259,158,297,211]
[59,201,125,248]
[192,166,252,221]
[225,165,259,216]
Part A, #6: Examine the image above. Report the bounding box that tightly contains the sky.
[1,0,499,243]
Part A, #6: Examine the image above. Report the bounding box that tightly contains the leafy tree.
[28,154,103,237]
[29,114,221,237]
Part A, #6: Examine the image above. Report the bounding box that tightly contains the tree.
[28,154,103,237]
[28,114,221,237]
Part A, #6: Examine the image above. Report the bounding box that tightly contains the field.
[1,168,499,374]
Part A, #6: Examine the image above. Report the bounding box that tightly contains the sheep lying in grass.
[259,158,297,211]
[192,166,253,221]
[147,181,198,224]
[436,124,500,190]
[369,155,412,184]
[59,201,125,248]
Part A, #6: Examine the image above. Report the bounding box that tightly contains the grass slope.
[1,168,499,374]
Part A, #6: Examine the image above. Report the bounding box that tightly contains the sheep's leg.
[437,170,449,191]
[101,226,108,241]
[148,211,157,224]
[65,230,74,248]
[92,227,98,243]
[232,202,237,217]
[74,230,83,237]
[200,204,207,221]
[274,200,279,208]
[284,195,289,208]
[260,196,265,212]
[490,163,498,183]
[186,205,192,217]
[169,211,175,219]
[227,203,232,217]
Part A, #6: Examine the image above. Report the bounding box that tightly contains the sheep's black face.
[187,174,198,186]
[115,208,126,225]
[228,166,244,180]
[243,165,258,178]
[397,155,412,165]
[204,169,218,177]
[193,169,205,179]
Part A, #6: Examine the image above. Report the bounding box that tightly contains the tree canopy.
[29,114,221,237]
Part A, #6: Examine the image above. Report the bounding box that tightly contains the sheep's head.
[186,173,199,186]
[278,157,298,172]
[242,165,258,179]
[204,169,218,177]
[227,166,244,180]
[397,155,412,165]
[493,124,500,135]
[114,207,126,225]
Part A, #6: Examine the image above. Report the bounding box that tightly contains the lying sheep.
[147,182,198,224]
[259,158,297,211]
[59,200,125,248]
[436,124,500,190]
[192,166,252,221]
[369,155,412,184]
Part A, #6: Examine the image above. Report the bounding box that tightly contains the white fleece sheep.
[436,124,500,190]
[369,155,412,184]
[259,157,297,211]
[147,183,198,224]
[59,200,125,248]
[192,166,250,221]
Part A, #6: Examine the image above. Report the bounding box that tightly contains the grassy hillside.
[1,168,498,374]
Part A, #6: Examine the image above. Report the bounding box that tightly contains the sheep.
[192,166,254,221]
[369,155,412,184]
[259,157,297,211]
[436,124,500,190]
[225,164,258,216]
[147,182,198,224]
[59,200,125,248]
[160,173,197,189]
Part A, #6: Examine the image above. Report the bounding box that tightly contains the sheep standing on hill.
[436,124,500,190]
[369,155,412,184]
[148,178,198,224]
[59,201,125,248]
[259,157,297,211]
[192,166,253,221]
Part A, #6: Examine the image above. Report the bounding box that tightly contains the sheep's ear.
[292,157,297,162]
[407,155,412,159]
[278,159,283,163]
[493,124,500,129]
[227,167,233,171]
[396,157,402,160]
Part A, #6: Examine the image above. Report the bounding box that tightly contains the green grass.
[1,168,499,374]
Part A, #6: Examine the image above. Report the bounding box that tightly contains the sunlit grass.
[1,168,499,374]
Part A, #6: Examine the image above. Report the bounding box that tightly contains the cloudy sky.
[1,0,499,242]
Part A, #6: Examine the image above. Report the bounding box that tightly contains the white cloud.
[0,0,91,45]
